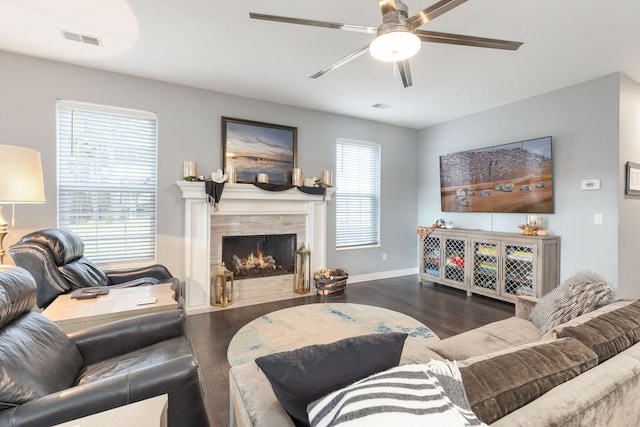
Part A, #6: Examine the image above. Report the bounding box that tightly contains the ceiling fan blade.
[416,29,523,50]
[310,45,371,79]
[396,60,413,88]
[406,0,468,30]
[250,13,377,34]
[378,0,397,19]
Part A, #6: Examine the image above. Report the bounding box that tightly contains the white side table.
[42,283,178,333]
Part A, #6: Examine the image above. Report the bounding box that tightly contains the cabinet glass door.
[443,237,466,284]
[471,239,499,294]
[503,243,535,297]
[422,235,441,279]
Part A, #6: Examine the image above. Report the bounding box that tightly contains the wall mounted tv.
[439,136,553,213]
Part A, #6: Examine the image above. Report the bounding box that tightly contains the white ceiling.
[1,0,640,129]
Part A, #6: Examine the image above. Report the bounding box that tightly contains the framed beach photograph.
[222,117,297,184]
[625,161,640,196]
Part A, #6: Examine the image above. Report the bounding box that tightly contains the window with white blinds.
[335,139,380,248]
[56,100,158,264]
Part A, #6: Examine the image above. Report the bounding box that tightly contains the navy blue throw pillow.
[255,332,408,427]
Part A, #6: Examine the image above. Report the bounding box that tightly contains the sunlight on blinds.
[335,139,380,248]
[56,100,158,264]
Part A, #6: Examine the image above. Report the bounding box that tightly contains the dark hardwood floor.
[185,275,514,427]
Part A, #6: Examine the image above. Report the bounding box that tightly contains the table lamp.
[0,145,46,264]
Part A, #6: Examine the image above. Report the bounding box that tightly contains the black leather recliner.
[9,228,179,308]
[0,265,209,427]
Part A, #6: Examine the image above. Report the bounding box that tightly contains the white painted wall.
[418,74,622,288]
[0,51,418,279]
[618,74,640,297]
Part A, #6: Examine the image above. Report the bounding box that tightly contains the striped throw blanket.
[307,361,486,427]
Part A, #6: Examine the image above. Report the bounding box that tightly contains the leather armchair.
[0,265,209,427]
[9,228,180,308]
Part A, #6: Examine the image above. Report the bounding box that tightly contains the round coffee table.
[227,303,439,366]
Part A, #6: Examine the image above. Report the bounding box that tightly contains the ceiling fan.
[250,0,522,88]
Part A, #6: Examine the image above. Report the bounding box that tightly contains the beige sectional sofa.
[229,296,640,426]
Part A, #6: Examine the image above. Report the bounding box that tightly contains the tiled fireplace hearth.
[177,182,334,313]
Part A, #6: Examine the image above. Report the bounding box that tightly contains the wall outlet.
[594,213,603,224]
[382,253,387,261]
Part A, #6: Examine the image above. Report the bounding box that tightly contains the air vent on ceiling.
[371,103,392,110]
[60,29,103,47]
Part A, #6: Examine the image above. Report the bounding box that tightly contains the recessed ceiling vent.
[371,103,392,110]
[60,29,103,47]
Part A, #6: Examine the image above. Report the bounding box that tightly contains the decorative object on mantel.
[222,116,297,184]
[211,169,228,183]
[257,173,269,184]
[321,170,333,188]
[291,168,303,186]
[253,182,326,197]
[314,268,348,296]
[183,160,200,181]
[304,176,320,187]
[225,166,237,183]
[206,169,228,211]
[519,215,548,236]
[212,262,234,307]
[294,244,311,294]
[205,179,224,212]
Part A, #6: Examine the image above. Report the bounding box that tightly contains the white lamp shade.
[369,31,421,62]
[0,144,46,203]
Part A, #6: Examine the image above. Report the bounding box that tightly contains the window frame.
[56,100,159,267]
[335,138,381,250]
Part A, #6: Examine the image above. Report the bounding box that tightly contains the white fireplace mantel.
[177,181,334,313]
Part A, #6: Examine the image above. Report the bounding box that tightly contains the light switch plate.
[581,179,601,190]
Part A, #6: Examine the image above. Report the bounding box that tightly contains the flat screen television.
[439,136,553,213]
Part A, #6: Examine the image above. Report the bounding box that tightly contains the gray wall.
[5,49,640,294]
[417,74,623,289]
[0,51,418,279]
[417,73,640,296]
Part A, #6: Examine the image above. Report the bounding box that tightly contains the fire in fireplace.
[222,234,296,279]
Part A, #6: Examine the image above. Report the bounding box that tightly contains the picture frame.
[222,116,297,184]
[439,136,554,213]
[625,161,640,196]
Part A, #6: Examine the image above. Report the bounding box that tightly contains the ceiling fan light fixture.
[369,31,421,62]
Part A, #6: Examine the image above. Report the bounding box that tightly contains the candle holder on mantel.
[212,262,234,307]
[294,244,311,294]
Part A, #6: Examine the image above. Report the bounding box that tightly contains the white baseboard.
[348,268,418,284]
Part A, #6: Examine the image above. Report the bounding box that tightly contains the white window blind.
[56,100,158,264]
[335,139,380,248]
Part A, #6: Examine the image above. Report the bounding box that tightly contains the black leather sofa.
[0,265,209,427]
[9,228,180,308]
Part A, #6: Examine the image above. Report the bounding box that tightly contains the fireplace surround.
[177,182,334,313]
